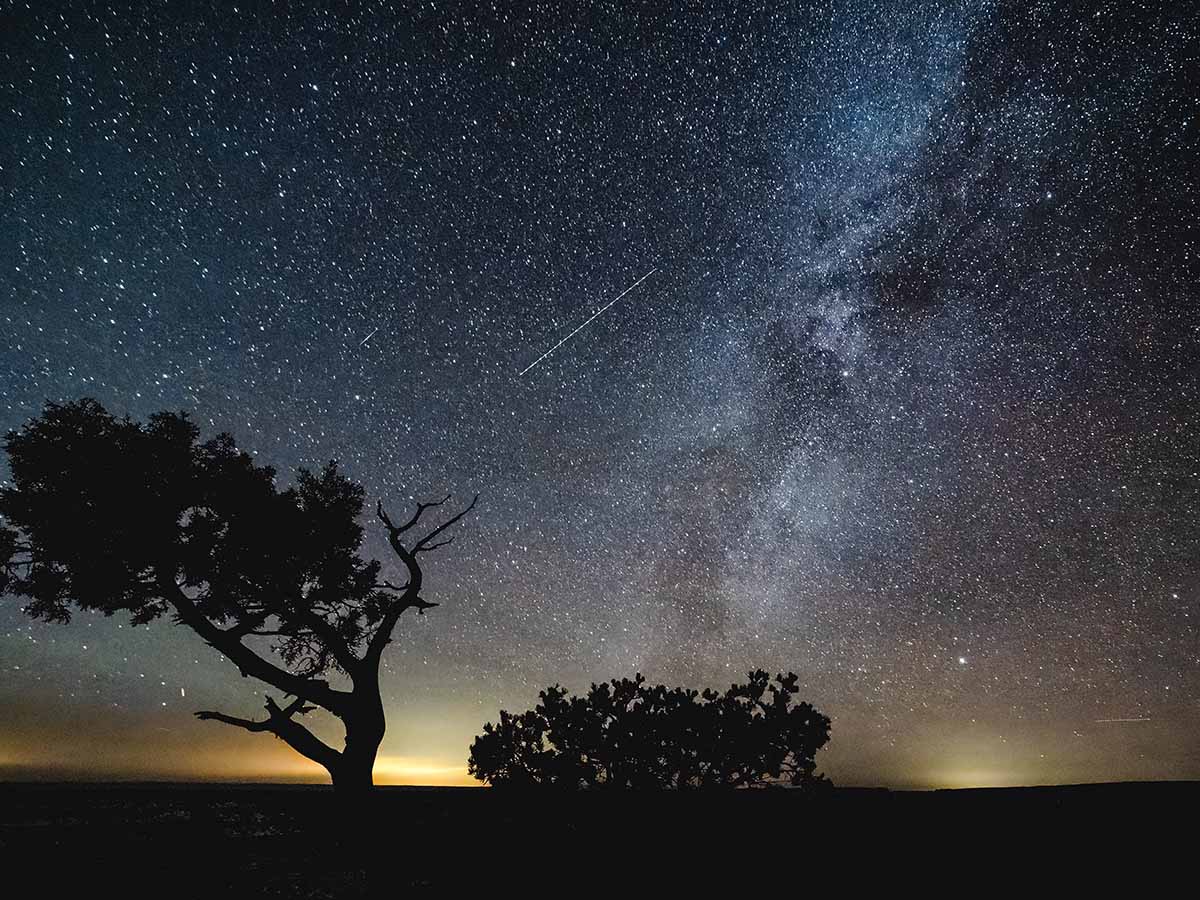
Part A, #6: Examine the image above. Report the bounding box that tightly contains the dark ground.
[1,781,1193,894]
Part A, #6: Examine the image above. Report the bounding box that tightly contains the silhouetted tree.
[0,399,475,794]
[469,671,831,789]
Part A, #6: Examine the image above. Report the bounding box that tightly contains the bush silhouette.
[0,398,475,793]
[469,671,831,788]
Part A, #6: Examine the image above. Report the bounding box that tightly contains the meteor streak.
[520,268,657,375]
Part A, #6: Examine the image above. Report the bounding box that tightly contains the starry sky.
[1,1,1197,788]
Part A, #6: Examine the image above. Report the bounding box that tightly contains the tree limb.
[224,604,357,679]
[266,695,318,718]
[412,494,478,552]
[413,536,453,554]
[225,610,273,638]
[292,608,362,677]
[375,580,410,593]
[367,493,476,669]
[194,710,271,732]
[391,494,451,535]
[195,694,339,771]
[160,577,351,717]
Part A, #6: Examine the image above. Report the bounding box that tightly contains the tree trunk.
[331,702,388,891]
[331,693,386,794]
[331,755,376,793]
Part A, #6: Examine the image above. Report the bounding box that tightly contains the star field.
[1,1,1197,787]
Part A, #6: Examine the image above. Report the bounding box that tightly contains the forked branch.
[367,492,477,667]
[412,494,478,552]
[375,493,478,556]
[195,695,338,770]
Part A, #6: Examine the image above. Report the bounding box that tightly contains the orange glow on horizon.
[0,759,479,786]
[921,769,1042,790]
[372,756,478,787]
[0,736,478,786]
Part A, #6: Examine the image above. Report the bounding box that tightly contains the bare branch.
[365,492,476,671]
[266,695,315,719]
[375,499,397,533]
[394,494,452,534]
[376,494,452,540]
[413,536,453,554]
[194,710,270,732]
[405,598,439,615]
[412,494,478,552]
[196,694,340,771]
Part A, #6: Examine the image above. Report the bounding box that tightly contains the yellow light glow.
[924,768,1040,790]
[373,756,477,786]
[0,730,478,786]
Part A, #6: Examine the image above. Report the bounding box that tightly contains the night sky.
[1,1,1197,788]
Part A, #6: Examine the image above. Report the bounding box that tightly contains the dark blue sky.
[1,1,1197,786]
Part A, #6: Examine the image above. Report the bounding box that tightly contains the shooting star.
[519,268,657,376]
[359,327,379,347]
[1093,718,1152,724]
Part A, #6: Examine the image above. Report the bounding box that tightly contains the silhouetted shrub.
[469,670,831,788]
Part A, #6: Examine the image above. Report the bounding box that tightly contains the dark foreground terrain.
[2,781,1194,895]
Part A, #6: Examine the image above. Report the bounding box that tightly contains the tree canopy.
[469,670,831,789]
[0,398,475,791]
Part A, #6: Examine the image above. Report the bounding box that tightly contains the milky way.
[1,2,1197,787]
